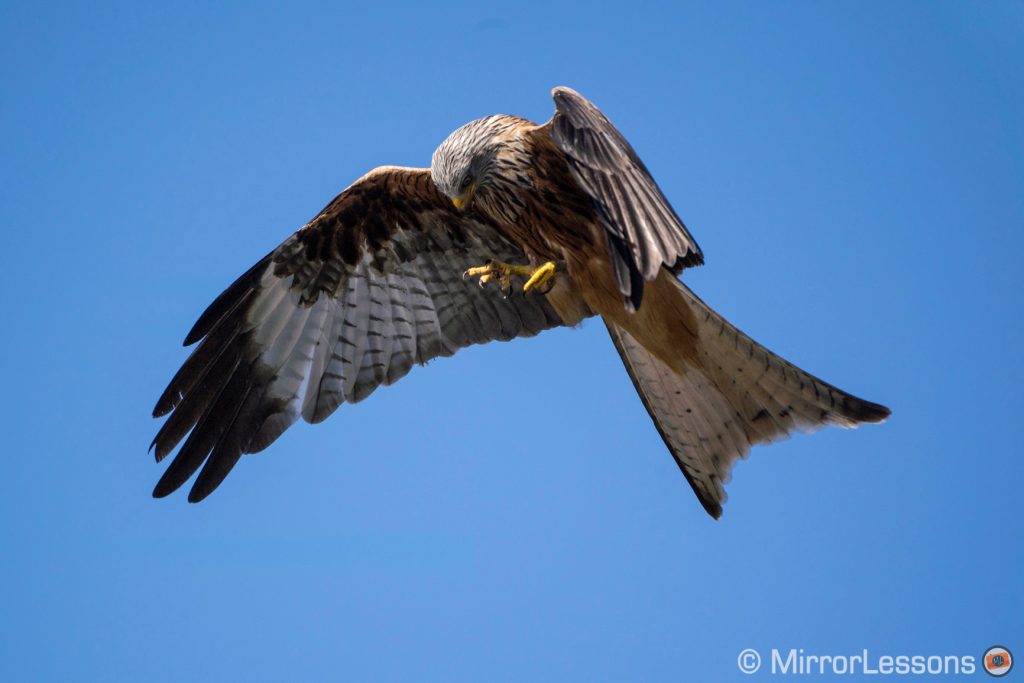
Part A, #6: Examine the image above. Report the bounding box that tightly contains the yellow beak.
[451,181,475,210]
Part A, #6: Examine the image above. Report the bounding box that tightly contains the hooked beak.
[451,181,475,210]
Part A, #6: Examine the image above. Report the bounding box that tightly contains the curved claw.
[464,260,561,296]
[464,262,497,287]
[464,260,532,294]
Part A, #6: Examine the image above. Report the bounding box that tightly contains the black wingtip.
[682,249,705,269]
[186,487,211,504]
[182,309,216,346]
[183,322,210,347]
[181,251,275,347]
[856,400,892,424]
[152,479,176,499]
[148,438,165,463]
[689,483,723,520]
[704,501,724,520]
[187,451,242,504]
[152,394,178,419]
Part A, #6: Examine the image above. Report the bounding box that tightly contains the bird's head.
[431,115,518,210]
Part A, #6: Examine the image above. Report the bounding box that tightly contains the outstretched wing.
[548,86,703,311]
[151,166,565,502]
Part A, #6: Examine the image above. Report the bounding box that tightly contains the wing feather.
[383,274,417,384]
[152,166,570,501]
[549,86,703,311]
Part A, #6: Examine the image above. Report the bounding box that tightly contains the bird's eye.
[460,175,474,191]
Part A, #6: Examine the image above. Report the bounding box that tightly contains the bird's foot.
[522,261,558,293]
[464,260,561,294]
[464,260,533,293]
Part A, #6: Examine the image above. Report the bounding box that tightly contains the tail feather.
[606,275,890,519]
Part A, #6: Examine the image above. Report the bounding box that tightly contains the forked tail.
[605,276,890,518]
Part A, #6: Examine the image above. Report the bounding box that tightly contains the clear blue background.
[2,2,1021,680]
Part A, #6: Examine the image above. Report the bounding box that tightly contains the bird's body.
[436,113,702,370]
[151,87,889,518]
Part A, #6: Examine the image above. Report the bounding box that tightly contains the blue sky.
[2,1,1021,680]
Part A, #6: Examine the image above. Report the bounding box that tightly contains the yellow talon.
[464,260,559,294]
[523,261,557,293]
[464,260,532,292]
[464,264,494,285]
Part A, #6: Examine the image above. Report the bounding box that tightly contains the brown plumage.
[151,86,890,517]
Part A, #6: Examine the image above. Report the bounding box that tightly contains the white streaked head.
[431,115,522,209]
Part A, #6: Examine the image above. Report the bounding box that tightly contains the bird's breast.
[477,139,603,266]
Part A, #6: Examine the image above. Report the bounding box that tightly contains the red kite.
[151,87,889,518]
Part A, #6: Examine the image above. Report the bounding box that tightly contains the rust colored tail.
[605,273,890,518]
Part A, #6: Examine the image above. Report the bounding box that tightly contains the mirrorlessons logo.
[737,646,1014,676]
[983,647,1013,677]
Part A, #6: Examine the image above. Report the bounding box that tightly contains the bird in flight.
[151,87,890,518]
